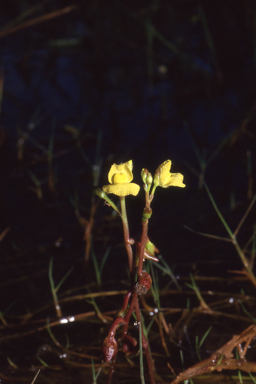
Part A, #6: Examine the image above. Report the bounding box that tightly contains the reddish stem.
[137,190,153,276]
[117,290,132,316]
[137,220,148,276]
[108,317,126,337]
[122,292,137,338]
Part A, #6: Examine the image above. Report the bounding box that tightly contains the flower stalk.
[120,196,134,278]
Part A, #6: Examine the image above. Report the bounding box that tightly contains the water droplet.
[60,318,68,324]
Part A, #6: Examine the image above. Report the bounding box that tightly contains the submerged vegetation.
[1,1,256,383]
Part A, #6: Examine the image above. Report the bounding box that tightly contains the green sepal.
[146,172,153,189]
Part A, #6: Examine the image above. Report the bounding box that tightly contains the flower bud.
[141,168,148,184]
[146,172,153,188]
[102,336,117,363]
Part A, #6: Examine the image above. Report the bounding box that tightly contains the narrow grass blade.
[204,182,256,285]
[37,356,48,367]
[234,194,256,237]
[7,356,18,369]
[91,358,103,384]
[248,372,256,383]
[31,369,41,384]
[100,246,111,275]
[48,258,62,317]
[86,290,107,323]
[146,316,155,335]
[91,245,101,287]
[185,274,210,310]
[158,255,181,290]
[198,326,212,348]
[184,225,231,243]
[195,326,212,361]
[239,300,256,323]
[92,359,96,384]
[139,321,145,384]
[46,318,62,347]
[236,349,243,383]
[150,264,160,308]
[203,182,234,238]
[55,266,74,293]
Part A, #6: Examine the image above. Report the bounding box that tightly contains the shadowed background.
[0,1,256,383]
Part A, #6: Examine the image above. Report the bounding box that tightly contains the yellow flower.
[102,160,140,196]
[155,160,185,188]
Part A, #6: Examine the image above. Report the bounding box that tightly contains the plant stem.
[137,190,152,276]
[120,196,134,278]
[138,220,148,276]
[122,292,137,338]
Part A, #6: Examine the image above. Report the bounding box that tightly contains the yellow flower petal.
[163,173,185,188]
[103,183,140,196]
[157,160,185,188]
[104,160,140,196]
[108,160,133,184]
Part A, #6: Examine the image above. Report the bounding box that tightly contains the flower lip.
[103,183,140,196]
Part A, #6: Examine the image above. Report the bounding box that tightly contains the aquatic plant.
[95,159,185,384]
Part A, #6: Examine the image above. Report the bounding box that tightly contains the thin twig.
[234,194,256,237]
[0,5,77,38]
[184,225,232,242]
